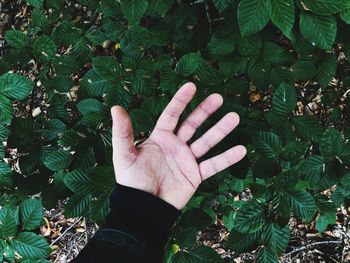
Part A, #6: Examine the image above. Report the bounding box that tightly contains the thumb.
[111,105,138,164]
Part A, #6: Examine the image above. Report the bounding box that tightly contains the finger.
[176,93,223,142]
[154,82,196,131]
[190,112,240,158]
[199,145,247,181]
[111,105,138,164]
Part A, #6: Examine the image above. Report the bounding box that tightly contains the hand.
[110,82,247,210]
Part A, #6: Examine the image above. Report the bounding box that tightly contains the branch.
[283,240,342,258]
[50,217,83,246]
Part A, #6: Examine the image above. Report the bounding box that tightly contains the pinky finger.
[199,145,247,181]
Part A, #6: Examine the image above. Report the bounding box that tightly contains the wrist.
[103,183,182,247]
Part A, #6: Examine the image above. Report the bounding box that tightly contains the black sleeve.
[71,183,181,263]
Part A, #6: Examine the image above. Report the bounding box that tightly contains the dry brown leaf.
[249,92,261,103]
[76,228,86,233]
[40,217,51,237]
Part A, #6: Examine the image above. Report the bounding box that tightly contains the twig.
[341,216,350,263]
[50,217,83,246]
[284,240,343,258]
[84,218,88,244]
[204,0,212,34]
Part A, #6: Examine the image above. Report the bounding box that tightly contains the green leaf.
[262,42,288,64]
[52,55,79,75]
[315,194,336,232]
[11,232,50,259]
[46,119,66,135]
[254,131,282,158]
[238,34,262,59]
[340,144,350,165]
[332,187,345,207]
[340,8,350,24]
[174,228,197,249]
[171,251,194,262]
[222,210,235,231]
[340,172,350,188]
[172,245,223,263]
[0,124,9,141]
[132,69,156,96]
[316,214,332,232]
[175,53,203,77]
[271,67,294,87]
[25,0,44,8]
[291,60,316,80]
[64,194,91,218]
[32,8,47,27]
[271,194,291,227]
[300,155,325,184]
[0,95,13,125]
[298,0,350,15]
[129,109,154,136]
[284,189,317,220]
[120,0,148,24]
[80,69,112,96]
[0,207,17,238]
[270,0,295,37]
[190,246,223,262]
[141,96,169,117]
[106,83,132,109]
[80,111,106,126]
[209,25,237,55]
[280,140,310,161]
[0,145,4,159]
[77,98,105,114]
[253,157,280,178]
[292,116,323,142]
[1,241,12,261]
[316,53,337,88]
[0,73,33,100]
[234,200,266,233]
[43,150,73,171]
[299,12,336,50]
[256,247,279,263]
[272,82,297,116]
[20,198,43,231]
[149,0,173,17]
[237,0,271,36]
[64,169,95,195]
[33,35,57,62]
[319,128,343,158]
[212,0,232,13]
[5,30,30,49]
[226,230,260,253]
[92,56,122,80]
[160,70,180,94]
[0,162,13,187]
[181,208,213,231]
[261,223,290,254]
[48,75,74,93]
[150,24,172,46]
[90,193,110,222]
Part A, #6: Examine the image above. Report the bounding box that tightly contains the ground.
[42,198,350,262]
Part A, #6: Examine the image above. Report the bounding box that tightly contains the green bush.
[0,0,350,262]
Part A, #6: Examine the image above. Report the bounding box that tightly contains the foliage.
[1,0,350,261]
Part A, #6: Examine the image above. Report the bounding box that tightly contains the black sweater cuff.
[102,183,181,252]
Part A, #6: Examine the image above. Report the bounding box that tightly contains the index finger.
[154,82,196,131]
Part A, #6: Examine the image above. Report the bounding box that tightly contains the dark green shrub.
[0,0,350,262]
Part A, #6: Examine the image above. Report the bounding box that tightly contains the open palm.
[110,82,246,209]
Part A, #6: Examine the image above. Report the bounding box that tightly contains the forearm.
[72,183,181,262]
